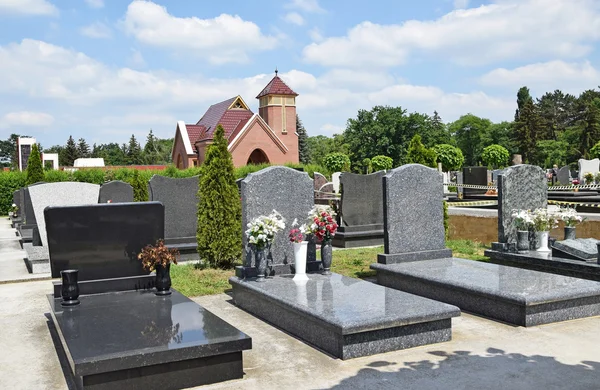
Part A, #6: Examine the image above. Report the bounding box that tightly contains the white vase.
[536,231,550,252]
[293,241,309,281]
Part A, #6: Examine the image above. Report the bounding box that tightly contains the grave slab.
[552,238,599,261]
[48,289,252,390]
[371,258,600,326]
[98,180,133,203]
[23,243,50,273]
[229,273,459,360]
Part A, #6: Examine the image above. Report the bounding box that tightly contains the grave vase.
[293,241,309,282]
[517,230,529,252]
[536,231,551,252]
[154,263,172,296]
[61,269,80,306]
[321,238,333,275]
[254,246,268,282]
[564,226,576,240]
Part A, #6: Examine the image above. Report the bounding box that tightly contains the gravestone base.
[371,258,600,326]
[23,243,49,274]
[332,224,384,248]
[18,224,34,246]
[235,261,322,279]
[10,216,22,228]
[377,249,453,264]
[229,273,459,359]
[552,238,599,261]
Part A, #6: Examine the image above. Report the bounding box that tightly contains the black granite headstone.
[98,180,134,203]
[45,202,164,280]
[12,190,20,216]
[462,166,488,196]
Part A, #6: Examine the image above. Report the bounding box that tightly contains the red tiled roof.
[256,75,298,98]
[183,125,205,151]
[196,97,237,132]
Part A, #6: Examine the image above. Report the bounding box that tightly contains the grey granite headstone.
[339,171,385,226]
[492,169,506,183]
[557,165,571,185]
[497,165,547,245]
[377,164,452,264]
[578,158,600,182]
[552,238,599,261]
[240,166,314,275]
[317,183,335,199]
[148,175,200,242]
[98,181,134,203]
[28,182,100,248]
[313,172,328,199]
[462,166,488,196]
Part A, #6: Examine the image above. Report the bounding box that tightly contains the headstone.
[377,164,452,264]
[12,190,20,216]
[28,182,100,248]
[240,166,314,275]
[339,171,385,226]
[497,164,547,245]
[317,183,335,199]
[456,172,464,198]
[512,154,522,165]
[552,238,599,261]
[98,181,134,203]
[556,166,571,186]
[148,175,200,243]
[331,172,341,193]
[46,202,164,280]
[313,172,328,199]
[462,167,488,196]
[578,158,600,182]
[23,183,46,226]
[492,169,506,183]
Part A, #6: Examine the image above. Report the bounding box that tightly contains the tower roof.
[256,73,298,99]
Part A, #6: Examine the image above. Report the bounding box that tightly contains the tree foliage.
[77,138,90,159]
[481,144,510,169]
[197,125,242,269]
[448,114,491,166]
[296,115,309,164]
[26,143,44,185]
[433,144,464,171]
[323,152,351,172]
[406,135,437,168]
[370,155,393,171]
[61,136,78,167]
[126,134,143,165]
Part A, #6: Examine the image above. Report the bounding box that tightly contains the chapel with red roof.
[171,71,299,168]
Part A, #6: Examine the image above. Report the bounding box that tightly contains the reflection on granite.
[553,238,599,261]
[372,258,600,326]
[48,290,251,376]
[230,273,459,359]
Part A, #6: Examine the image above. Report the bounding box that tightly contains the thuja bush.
[73,169,106,184]
[26,144,45,186]
[197,125,242,269]
[0,171,27,215]
[130,169,149,202]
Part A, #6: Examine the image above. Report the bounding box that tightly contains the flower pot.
[536,231,551,252]
[61,269,80,306]
[155,263,172,296]
[321,238,333,275]
[564,226,576,240]
[293,241,309,281]
[517,230,529,252]
[255,246,268,282]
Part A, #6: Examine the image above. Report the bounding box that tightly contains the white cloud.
[308,27,323,42]
[127,48,146,68]
[80,22,112,39]
[0,111,54,128]
[283,12,304,26]
[480,60,600,94]
[453,0,469,9]
[122,0,278,64]
[84,0,104,9]
[285,0,324,13]
[320,123,344,135]
[0,0,58,16]
[303,0,600,68]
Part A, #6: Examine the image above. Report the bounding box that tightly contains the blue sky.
[1,0,600,148]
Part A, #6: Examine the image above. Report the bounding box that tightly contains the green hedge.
[0,171,27,215]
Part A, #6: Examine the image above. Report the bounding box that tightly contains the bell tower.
[256,69,299,162]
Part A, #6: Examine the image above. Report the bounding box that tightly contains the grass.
[170,239,490,297]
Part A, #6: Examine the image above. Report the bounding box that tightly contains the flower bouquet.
[245,210,285,280]
[306,205,338,275]
[560,207,584,240]
[511,209,533,231]
[138,239,179,295]
[531,208,559,252]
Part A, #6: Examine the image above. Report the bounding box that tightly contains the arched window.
[247,149,269,165]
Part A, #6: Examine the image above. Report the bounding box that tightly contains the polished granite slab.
[485,249,600,282]
[48,289,251,390]
[371,258,600,326]
[229,273,459,359]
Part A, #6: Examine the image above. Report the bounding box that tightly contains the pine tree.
[77,138,90,158]
[26,143,44,185]
[143,129,158,164]
[126,134,142,165]
[513,100,543,163]
[61,136,78,166]
[515,86,533,122]
[197,125,242,268]
[296,115,309,164]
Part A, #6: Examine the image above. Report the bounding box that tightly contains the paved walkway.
[0,218,50,283]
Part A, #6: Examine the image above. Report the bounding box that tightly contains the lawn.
[171,239,490,297]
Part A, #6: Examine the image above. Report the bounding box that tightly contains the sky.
[1,0,600,148]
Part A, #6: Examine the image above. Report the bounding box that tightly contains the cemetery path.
[0,218,50,283]
[0,280,597,389]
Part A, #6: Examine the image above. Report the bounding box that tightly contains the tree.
[371,155,393,171]
[77,138,90,159]
[143,129,158,164]
[323,152,351,172]
[126,134,143,165]
[197,125,242,268]
[573,90,600,159]
[296,115,309,164]
[481,144,510,169]
[537,140,569,168]
[448,114,491,166]
[130,169,148,202]
[26,143,44,185]
[515,86,533,121]
[537,90,577,140]
[61,136,78,166]
[94,143,127,165]
[513,100,543,163]
[406,134,437,168]
[0,133,24,169]
[480,121,515,154]
[433,144,464,171]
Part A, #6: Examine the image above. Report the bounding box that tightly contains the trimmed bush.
[371,155,393,171]
[197,125,242,268]
[26,144,44,185]
[0,171,27,215]
[130,170,149,202]
[433,144,464,171]
[481,144,510,169]
[323,152,351,173]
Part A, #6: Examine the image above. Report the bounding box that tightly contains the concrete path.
[0,279,598,390]
[0,218,50,283]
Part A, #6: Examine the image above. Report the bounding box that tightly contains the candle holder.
[61,269,80,307]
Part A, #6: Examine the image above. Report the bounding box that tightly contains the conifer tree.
[26,143,44,185]
[296,115,309,164]
[77,138,90,158]
[126,134,142,165]
[513,100,542,163]
[406,134,437,168]
[197,125,242,268]
[131,169,148,202]
[61,136,78,166]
